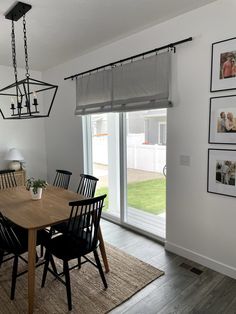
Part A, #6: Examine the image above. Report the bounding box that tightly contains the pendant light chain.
[11,20,18,83]
[0,2,58,120]
[23,14,30,77]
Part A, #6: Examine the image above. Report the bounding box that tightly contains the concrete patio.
[94,163,165,188]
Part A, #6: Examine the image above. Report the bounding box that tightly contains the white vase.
[30,187,42,200]
[9,161,21,171]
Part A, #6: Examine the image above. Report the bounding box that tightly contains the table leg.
[28,229,37,314]
[98,226,109,273]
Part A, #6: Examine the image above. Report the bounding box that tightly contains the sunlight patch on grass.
[96,178,166,215]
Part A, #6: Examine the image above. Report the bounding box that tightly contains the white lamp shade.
[5,148,24,161]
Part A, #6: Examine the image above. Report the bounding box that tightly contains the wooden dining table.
[0,185,109,314]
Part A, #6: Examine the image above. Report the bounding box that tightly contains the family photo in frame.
[208,149,236,198]
[209,95,236,144]
[210,37,236,92]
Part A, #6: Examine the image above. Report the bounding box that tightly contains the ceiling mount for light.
[5,1,32,21]
[0,1,58,120]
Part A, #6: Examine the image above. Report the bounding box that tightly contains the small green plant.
[26,177,48,194]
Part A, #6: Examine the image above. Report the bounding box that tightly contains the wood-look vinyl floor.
[100,220,236,314]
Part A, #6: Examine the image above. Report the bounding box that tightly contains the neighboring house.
[144,109,167,145]
[127,109,167,146]
[92,109,167,146]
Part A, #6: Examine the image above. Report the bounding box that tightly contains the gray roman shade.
[75,51,171,116]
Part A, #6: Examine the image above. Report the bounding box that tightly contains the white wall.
[0,65,47,179]
[42,68,84,191]
[43,0,236,278]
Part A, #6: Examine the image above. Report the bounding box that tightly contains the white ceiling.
[0,0,216,71]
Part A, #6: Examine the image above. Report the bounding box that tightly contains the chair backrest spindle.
[0,170,17,190]
[77,174,98,198]
[0,213,22,253]
[53,169,72,190]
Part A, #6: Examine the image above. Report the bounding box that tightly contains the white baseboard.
[165,241,236,280]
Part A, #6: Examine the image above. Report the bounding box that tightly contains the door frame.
[83,113,165,244]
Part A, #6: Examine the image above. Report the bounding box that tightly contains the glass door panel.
[91,113,120,218]
[124,109,166,238]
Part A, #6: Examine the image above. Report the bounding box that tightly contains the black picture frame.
[208,94,236,144]
[207,148,236,198]
[210,37,236,92]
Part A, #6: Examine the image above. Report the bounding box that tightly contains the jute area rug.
[0,244,164,313]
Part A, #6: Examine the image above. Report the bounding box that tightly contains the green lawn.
[96,178,166,215]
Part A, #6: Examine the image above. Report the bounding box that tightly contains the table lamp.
[5,148,24,171]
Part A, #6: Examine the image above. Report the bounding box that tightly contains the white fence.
[93,134,166,173]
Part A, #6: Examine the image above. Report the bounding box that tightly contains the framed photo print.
[208,149,236,198]
[210,37,236,92]
[209,95,236,144]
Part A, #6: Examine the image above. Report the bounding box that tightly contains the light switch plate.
[180,155,190,166]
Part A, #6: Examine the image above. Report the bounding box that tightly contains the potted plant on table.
[26,177,48,200]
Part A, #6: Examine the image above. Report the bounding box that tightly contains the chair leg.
[93,250,108,289]
[0,250,4,268]
[11,255,18,300]
[41,251,50,288]
[50,255,58,275]
[63,260,72,311]
[77,257,81,269]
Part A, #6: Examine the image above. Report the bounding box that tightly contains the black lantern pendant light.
[0,2,58,119]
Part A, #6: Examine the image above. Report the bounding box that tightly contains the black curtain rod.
[64,36,193,81]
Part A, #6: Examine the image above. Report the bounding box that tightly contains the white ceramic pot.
[30,187,42,200]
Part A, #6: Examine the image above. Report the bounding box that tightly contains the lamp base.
[9,161,21,171]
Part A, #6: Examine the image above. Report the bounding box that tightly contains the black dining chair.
[53,169,72,190]
[0,169,17,190]
[41,194,107,311]
[52,174,99,235]
[0,170,17,266]
[40,169,73,257]
[77,173,99,197]
[0,213,51,300]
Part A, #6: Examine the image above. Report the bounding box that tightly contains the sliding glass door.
[124,110,166,238]
[83,109,166,240]
[89,113,120,219]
